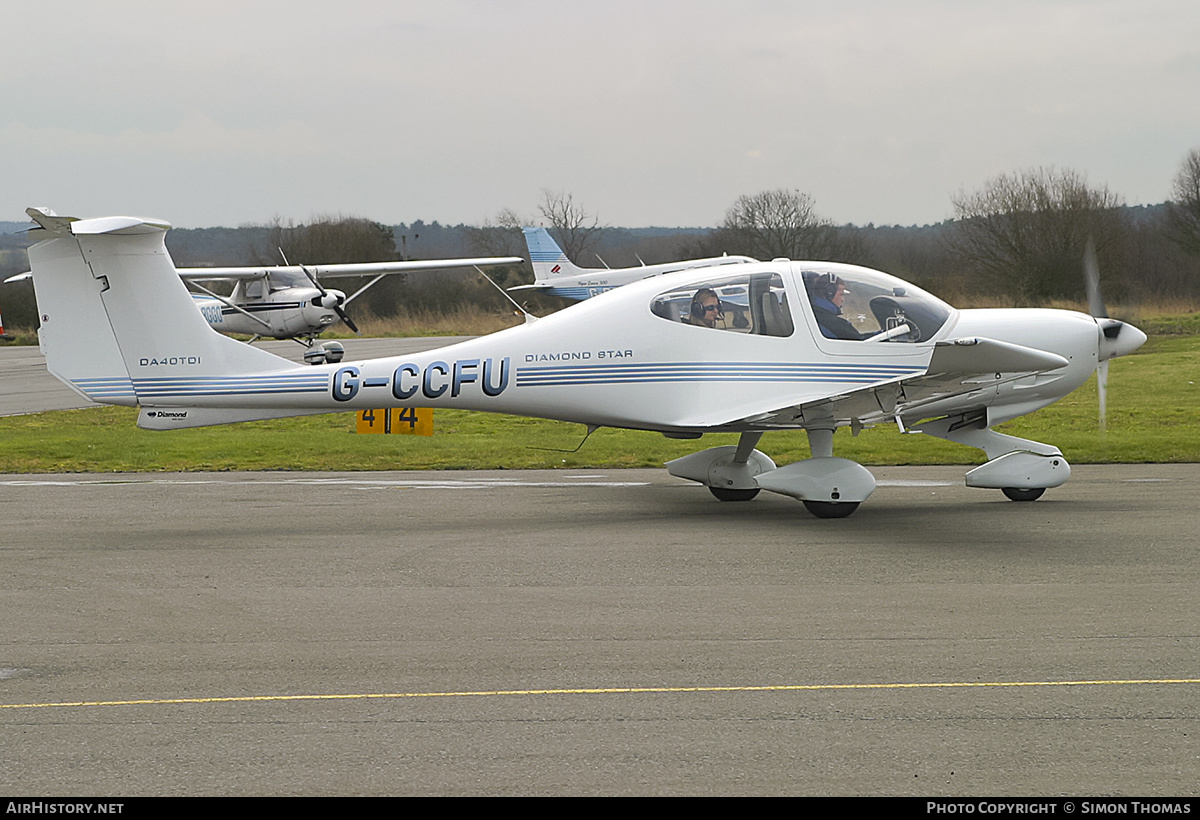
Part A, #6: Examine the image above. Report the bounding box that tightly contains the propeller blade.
[1097,359,1109,432]
[1084,236,1113,432]
[335,305,361,335]
[299,263,330,298]
[1084,235,1107,318]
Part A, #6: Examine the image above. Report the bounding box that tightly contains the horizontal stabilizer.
[27,207,170,237]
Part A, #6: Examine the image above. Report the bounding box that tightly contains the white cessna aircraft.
[513,226,755,300]
[178,255,522,351]
[10,209,522,359]
[25,207,1145,518]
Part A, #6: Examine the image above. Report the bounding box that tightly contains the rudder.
[522,226,587,282]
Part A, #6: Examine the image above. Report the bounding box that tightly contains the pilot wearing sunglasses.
[688,287,724,328]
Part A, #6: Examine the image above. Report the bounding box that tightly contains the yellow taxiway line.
[2,677,1198,711]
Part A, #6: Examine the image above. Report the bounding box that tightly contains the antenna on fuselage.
[527,424,600,453]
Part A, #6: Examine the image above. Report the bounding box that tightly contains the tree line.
[3,150,1199,330]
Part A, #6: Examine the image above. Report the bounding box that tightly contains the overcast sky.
[4,0,1198,229]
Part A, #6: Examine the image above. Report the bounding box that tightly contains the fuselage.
[147,261,1123,435]
[190,286,342,339]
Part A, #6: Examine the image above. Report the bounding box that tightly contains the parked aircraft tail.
[522,226,592,283]
[518,225,758,302]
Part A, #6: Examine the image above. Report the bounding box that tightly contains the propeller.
[279,247,361,335]
[1084,236,1147,431]
[300,264,360,335]
[1083,237,1109,431]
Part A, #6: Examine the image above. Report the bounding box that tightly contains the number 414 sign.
[356,408,433,436]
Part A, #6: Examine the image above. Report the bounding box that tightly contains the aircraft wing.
[676,337,1070,430]
[177,258,524,281]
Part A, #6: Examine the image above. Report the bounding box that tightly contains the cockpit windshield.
[799,266,952,343]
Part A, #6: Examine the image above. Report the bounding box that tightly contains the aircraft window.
[273,270,310,288]
[800,267,951,342]
[650,272,793,338]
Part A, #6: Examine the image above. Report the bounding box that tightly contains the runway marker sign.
[356,408,433,436]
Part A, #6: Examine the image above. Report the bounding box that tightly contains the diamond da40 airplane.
[25,207,1145,518]
[513,226,755,300]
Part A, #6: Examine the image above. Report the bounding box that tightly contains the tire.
[802,500,860,518]
[1002,487,1046,502]
[709,486,760,502]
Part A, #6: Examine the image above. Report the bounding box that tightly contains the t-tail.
[24,207,318,429]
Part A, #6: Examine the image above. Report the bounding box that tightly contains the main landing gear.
[666,414,1070,518]
[666,429,875,519]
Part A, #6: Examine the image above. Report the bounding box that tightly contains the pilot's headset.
[806,273,844,302]
[690,287,721,320]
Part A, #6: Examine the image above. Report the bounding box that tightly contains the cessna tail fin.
[522,226,590,283]
[25,208,297,410]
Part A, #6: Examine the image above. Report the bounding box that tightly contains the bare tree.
[714,189,863,262]
[462,207,534,290]
[464,207,528,259]
[949,168,1127,303]
[253,215,402,315]
[258,214,397,266]
[537,190,603,262]
[1166,147,1200,256]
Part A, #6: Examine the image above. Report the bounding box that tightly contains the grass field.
[1,334,1195,473]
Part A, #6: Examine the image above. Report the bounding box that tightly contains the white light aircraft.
[513,226,755,300]
[178,256,523,353]
[25,207,1146,518]
[11,209,522,361]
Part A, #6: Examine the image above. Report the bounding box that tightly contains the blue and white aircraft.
[24,207,1145,518]
[513,226,755,300]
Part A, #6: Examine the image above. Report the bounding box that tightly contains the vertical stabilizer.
[522,226,590,282]
[26,210,296,406]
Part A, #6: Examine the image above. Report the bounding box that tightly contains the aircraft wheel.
[802,500,860,518]
[1002,487,1046,502]
[709,486,760,502]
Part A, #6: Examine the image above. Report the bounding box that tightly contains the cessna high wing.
[513,226,756,300]
[25,208,1145,518]
[12,208,522,358]
[178,255,521,353]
